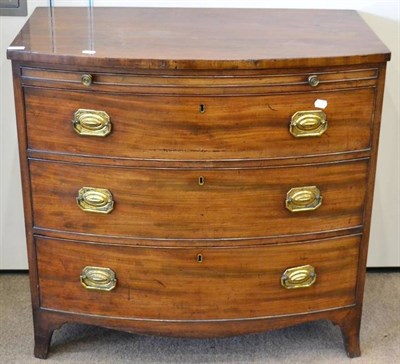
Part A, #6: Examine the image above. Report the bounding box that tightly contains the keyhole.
[199,103,206,113]
[198,176,205,186]
[197,254,203,263]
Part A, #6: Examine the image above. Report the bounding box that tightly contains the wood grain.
[36,235,359,320]
[7,8,390,69]
[7,7,390,359]
[29,159,368,240]
[33,305,361,360]
[25,87,375,161]
[20,66,379,95]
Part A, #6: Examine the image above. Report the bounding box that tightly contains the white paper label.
[314,99,328,109]
[82,50,96,55]
[7,46,25,50]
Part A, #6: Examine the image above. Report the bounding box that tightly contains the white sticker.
[314,99,328,109]
[7,46,25,50]
[82,50,96,55]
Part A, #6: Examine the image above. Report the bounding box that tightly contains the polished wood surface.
[30,159,367,239]
[8,7,390,360]
[33,304,360,360]
[20,66,379,94]
[25,87,375,161]
[36,235,359,320]
[8,8,390,69]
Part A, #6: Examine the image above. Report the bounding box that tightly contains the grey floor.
[1,272,399,364]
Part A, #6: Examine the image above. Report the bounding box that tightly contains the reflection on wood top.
[7,7,390,69]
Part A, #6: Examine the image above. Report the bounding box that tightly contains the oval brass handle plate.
[81,73,93,86]
[285,186,322,212]
[80,266,117,291]
[289,110,327,138]
[281,264,316,289]
[76,187,114,214]
[72,109,112,137]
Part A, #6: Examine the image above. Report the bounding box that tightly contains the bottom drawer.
[36,235,359,320]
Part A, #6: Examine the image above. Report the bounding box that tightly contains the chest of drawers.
[8,7,390,359]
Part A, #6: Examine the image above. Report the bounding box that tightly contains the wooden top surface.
[8,7,390,69]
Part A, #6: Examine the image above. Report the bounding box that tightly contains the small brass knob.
[308,75,320,87]
[81,73,93,86]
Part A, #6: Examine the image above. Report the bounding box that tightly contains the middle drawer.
[30,159,367,240]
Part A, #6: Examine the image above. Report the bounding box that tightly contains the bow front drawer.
[30,159,368,240]
[24,86,375,161]
[36,235,359,320]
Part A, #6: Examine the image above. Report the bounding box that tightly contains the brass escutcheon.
[289,110,327,138]
[285,186,322,212]
[80,266,117,291]
[198,176,205,186]
[77,187,114,214]
[281,264,317,289]
[199,103,206,113]
[72,109,112,137]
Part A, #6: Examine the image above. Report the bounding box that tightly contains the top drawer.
[24,86,375,161]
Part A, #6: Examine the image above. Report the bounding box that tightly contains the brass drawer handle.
[72,109,112,137]
[281,264,317,289]
[81,73,93,86]
[76,187,114,214]
[285,186,322,212]
[80,266,117,291]
[290,110,327,138]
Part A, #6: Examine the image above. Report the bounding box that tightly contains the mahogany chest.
[7,7,390,359]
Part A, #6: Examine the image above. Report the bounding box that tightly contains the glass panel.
[47,1,95,54]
